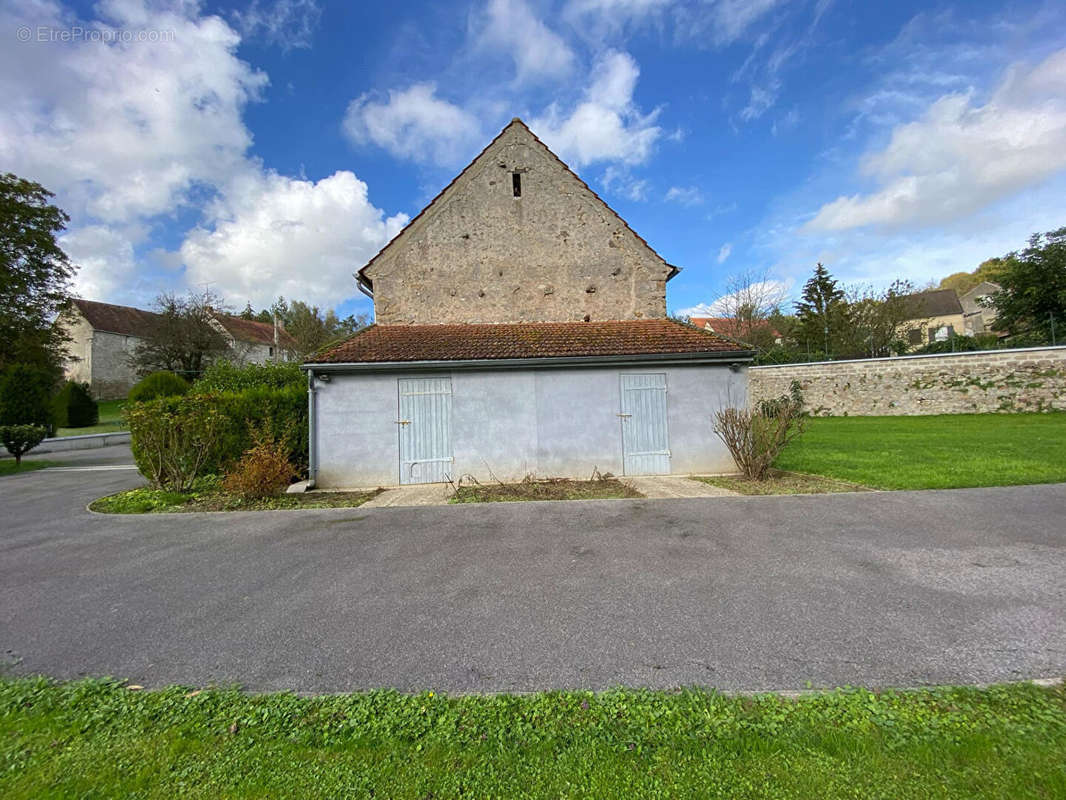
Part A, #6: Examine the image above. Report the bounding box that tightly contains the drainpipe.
[306,370,318,489]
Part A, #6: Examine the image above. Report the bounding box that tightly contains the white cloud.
[474,0,575,83]
[665,186,703,205]
[531,50,661,166]
[0,0,267,227]
[738,83,778,121]
[343,83,483,167]
[808,48,1066,231]
[232,0,321,50]
[706,0,786,45]
[181,171,408,309]
[602,166,648,201]
[717,243,732,263]
[562,0,672,38]
[61,226,138,302]
[676,279,790,318]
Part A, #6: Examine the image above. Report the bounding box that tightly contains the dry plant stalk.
[713,404,804,481]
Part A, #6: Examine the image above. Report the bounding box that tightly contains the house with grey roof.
[303,118,752,488]
[61,299,297,399]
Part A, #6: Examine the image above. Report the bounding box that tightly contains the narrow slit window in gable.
[512,172,521,197]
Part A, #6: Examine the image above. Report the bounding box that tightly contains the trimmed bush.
[222,430,297,499]
[125,395,228,491]
[0,364,55,430]
[195,360,304,393]
[128,371,189,404]
[52,381,99,428]
[0,424,47,465]
[127,385,307,485]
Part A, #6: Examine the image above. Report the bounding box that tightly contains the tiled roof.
[71,299,163,337]
[214,314,297,348]
[689,317,781,341]
[311,319,749,364]
[903,289,964,318]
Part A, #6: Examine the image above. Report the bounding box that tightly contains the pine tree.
[794,263,848,357]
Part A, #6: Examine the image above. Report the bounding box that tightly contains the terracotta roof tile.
[311,319,749,364]
[213,314,297,348]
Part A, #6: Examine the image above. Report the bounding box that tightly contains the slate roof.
[902,289,964,318]
[71,299,163,337]
[310,319,749,364]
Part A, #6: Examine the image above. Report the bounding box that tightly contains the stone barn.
[303,118,751,487]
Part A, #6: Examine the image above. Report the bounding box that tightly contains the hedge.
[52,381,99,428]
[128,371,189,404]
[195,360,304,393]
[127,385,307,480]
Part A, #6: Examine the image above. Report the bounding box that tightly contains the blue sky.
[3,0,1066,320]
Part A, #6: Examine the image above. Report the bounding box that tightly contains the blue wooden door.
[620,373,671,475]
[398,377,453,484]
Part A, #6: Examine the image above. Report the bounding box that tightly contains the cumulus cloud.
[531,50,661,167]
[717,243,732,263]
[343,83,483,167]
[61,226,138,302]
[474,0,575,83]
[665,186,704,205]
[232,0,322,50]
[181,171,408,308]
[807,48,1066,231]
[0,0,267,226]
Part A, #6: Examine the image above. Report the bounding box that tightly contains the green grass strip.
[1,677,1064,798]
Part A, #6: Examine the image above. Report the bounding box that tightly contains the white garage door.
[620,373,671,475]
[397,377,453,484]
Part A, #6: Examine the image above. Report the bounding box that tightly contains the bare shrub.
[714,383,805,481]
[222,430,297,499]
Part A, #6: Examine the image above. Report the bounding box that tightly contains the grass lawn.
[451,476,642,503]
[699,470,868,495]
[0,460,64,477]
[1,677,1064,799]
[55,399,126,437]
[90,477,380,513]
[776,412,1066,490]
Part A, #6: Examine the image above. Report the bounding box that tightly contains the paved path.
[361,482,453,507]
[1,464,1064,694]
[621,475,738,498]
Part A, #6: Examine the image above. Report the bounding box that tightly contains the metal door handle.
[396,420,410,426]
[616,413,632,418]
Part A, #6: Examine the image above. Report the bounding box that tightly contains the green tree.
[840,280,916,357]
[938,257,1014,294]
[793,263,849,357]
[0,173,76,373]
[990,227,1066,341]
[243,297,369,357]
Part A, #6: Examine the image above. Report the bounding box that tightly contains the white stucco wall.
[312,363,747,487]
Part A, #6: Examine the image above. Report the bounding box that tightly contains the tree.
[840,280,916,358]
[938,256,1014,294]
[794,263,849,357]
[0,173,76,373]
[0,363,55,430]
[243,297,369,357]
[0,425,47,466]
[129,289,231,380]
[716,269,787,349]
[990,227,1066,341]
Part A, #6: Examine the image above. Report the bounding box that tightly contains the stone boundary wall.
[749,346,1066,416]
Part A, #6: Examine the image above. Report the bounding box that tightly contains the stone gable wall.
[749,346,1066,415]
[365,125,672,325]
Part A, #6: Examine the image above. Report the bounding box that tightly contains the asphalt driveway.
[1,461,1064,693]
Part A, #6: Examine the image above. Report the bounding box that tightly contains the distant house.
[899,289,967,346]
[61,299,297,399]
[958,281,1001,335]
[688,317,783,345]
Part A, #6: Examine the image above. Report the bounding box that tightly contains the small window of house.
[512,172,521,197]
[908,329,922,346]
[268,346,275,357]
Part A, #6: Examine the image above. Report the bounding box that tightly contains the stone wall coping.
[750,344,1066,371]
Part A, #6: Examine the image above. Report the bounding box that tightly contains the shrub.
[0,364,55,430]
[0,424,47,465]
[195,360,304,393]
[714,387,806,481]
[222,430,297,499]
[127,385,307,484]
[125,395,228,491]
[52,381,99,428]
[128,371,189,404]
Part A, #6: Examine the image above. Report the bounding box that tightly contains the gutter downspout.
[306,370,318,489]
